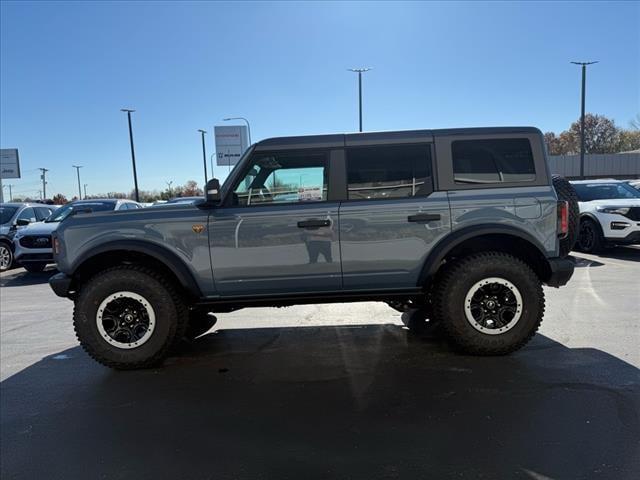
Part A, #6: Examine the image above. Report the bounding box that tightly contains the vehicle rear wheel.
[23,262,47,273]
[576,218,603,254]
[0,242,13,272]
[552,175,580,256]
[73,265,188,369]
[432,252,544,355]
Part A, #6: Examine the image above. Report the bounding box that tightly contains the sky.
[1,0,639,200]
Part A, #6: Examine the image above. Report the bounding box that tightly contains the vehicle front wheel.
[577,218,603,254]
[0,242,13,272]
[23,262,47,273]
[73,265,188,369]
[432,252,544,355]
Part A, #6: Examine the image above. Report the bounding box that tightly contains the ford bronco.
[49,127,577,369]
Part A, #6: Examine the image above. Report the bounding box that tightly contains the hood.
[579,199,640,208]
[16,221,59,236]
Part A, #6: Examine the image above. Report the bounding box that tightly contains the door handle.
[407,213,441,223]
[297,219,331,229]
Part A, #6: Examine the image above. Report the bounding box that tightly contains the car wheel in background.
[552,175,579,257]
[0,242,13,272]
[23,262,47,273]
[577,218,604,254]
[432,251,544,355]
[73,265,188,369]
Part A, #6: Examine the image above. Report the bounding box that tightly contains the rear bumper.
[49,272,73,298]
[545,257,575,288]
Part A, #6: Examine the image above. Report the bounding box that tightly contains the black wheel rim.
[579,223,595,251]
[96,292,156,349]
[464,278,523,334]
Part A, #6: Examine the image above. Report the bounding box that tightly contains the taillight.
[558,201,569,239]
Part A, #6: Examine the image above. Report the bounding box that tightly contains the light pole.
[223,117,252,146]
[198,129,208,184]
[571,61,598,179]
[38,168,49,200]
[121,108,140,202]
[84,183,88,199]
[72,165,83,199]
[348,68,371,132]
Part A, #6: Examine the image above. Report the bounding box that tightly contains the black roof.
[254,127,542,151]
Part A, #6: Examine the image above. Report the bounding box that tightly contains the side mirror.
[16,218,31,226]
[205,178,221,204]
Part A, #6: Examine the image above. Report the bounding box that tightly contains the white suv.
[571,179,640,253]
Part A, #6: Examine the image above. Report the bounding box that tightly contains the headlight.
[596,206,630,215]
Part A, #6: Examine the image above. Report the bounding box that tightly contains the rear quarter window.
[452,138,536,184]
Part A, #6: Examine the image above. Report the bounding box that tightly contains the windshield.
[0,206,19,225]
[45,202,115,222]
[573,182,640,202]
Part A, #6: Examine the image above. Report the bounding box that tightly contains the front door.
[210,149,341,296]
[339,143,452,289]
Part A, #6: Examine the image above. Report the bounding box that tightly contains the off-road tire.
[73,265,188,369]
[576,217,604,254]
[23,262,47,273]
[432,252,544,355]
[184,312,218,341]
[552,175,579,257]
[0,241,13,272]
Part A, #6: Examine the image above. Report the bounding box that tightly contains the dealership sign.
[214,125,249,167]
[0,149,21,179]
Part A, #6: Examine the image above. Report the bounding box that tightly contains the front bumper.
[49,272,73,298]
[14,244,54,264]
[606,231,640,245]
[546,257,575,288]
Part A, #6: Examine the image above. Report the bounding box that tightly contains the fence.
[547,153,640,179]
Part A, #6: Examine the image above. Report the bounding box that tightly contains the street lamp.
[348,67,371,132]
[72,165,83,199]
[570,61,599,179]
[198,129,208,184]
[223,117,252,146]
[121,108,140,202]
[84,183,88,199]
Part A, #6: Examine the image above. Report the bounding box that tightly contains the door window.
[16,207,36,223]
[452,138,535,184]
[346,144,432,200]
[232,151,328,206]
[35,207,53,221]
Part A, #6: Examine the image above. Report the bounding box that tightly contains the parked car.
[571,179,640,253]
[0,202,58,271]
[13,199,142,272]
[624,179,640,191]
[49,127,577,369]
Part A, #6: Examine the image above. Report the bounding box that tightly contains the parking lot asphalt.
[1,248,639,480]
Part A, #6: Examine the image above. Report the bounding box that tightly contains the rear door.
[339,142,451,289]
[435,133,557,256]
[210,149,342,296]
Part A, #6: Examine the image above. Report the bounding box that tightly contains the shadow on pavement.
[1,325,639,479]
[0,267,57,287]
[597,246,640,262]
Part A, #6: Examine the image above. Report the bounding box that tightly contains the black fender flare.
[418,224,551,285]
[70,239,202,297]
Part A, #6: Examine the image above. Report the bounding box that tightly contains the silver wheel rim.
[0,245,11,270]
[464,277,523,335]
[96,291,156,349]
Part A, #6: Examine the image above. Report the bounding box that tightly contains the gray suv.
[49,127,576,369]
